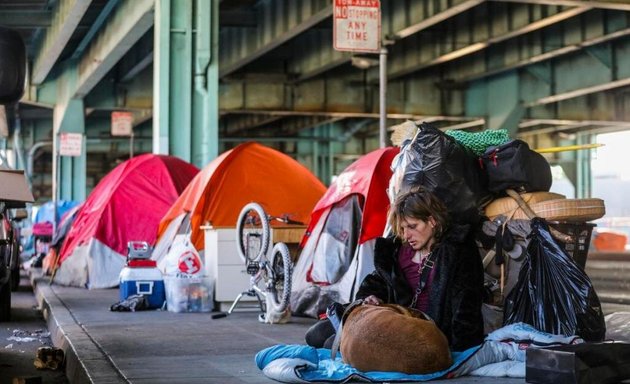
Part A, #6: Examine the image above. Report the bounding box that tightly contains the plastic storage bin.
[119,260,166,309]
[164,275,214,313]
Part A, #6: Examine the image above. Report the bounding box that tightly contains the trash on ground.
[33,346,64,371]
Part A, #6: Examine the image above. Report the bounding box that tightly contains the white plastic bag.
[161,234,204,277]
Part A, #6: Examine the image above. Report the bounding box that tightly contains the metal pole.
[379,47,388,148]
[130,132,134,158]
[52,134,60,236]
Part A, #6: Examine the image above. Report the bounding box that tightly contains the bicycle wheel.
[236,202,271,263]
[267,242,293,313]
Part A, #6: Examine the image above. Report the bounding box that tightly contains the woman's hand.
[362,295,382,306]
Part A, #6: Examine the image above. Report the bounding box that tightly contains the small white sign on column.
[59,132,83,157]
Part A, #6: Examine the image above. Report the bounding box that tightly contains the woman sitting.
[306,187,484,352]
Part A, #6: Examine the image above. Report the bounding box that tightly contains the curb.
[30,272,127,384]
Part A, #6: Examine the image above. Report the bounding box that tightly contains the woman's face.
[400,216,435,253]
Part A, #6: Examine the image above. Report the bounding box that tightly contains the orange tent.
[157,142,327,252]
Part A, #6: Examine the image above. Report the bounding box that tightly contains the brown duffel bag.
[340,304,452,374]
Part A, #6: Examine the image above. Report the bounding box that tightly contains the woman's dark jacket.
[355,223,484,351]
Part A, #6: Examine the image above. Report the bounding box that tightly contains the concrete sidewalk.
[31,271,526,384]
[31,272,314,383]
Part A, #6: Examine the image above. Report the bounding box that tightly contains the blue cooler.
[119,242,165,309]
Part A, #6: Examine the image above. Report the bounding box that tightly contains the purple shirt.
[398,244,435,312]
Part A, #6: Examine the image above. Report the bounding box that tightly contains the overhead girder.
[85,68,153,110]
[0,10,54,28]
[117,30,154,83]
[31,0,92,85]
[385,3,591,80]
[490,0,630,12]
[383,0,484,41]
[221,59,478,122]
[75,0,154,98]
[524,88,630,131]
[446,8,630,83]
[518,37,630,107]
[222,114,342,137]
[220,9,257,27]
[221,114,285,135]
[519,119,630,136]
[70,0,121,61]
[220,0,333,78]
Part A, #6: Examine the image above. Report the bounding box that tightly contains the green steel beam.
[154,0,219,165]
[386,4,590,80]
[191,0,219,166]
[490,0,630,11]
[155,0,192,160]
[70,0,121,60]
[153,0,171,155]
[521,39,630,107]
[450,9,630,83]
[0,10,53,28]
[86,67,154,113]
[118,31,154,83]
[75,0,154,98]
[32,0,92,84]
[220,0,332,77]
[384,0,483,40]
[466,71,524,134]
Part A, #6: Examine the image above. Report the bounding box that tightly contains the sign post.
[333,0,386,148]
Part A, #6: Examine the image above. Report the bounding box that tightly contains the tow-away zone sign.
[333,0,381,53]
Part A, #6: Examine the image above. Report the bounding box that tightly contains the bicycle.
[211,202,296,322]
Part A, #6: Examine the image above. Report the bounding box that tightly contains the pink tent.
[54,154,199,289]
[292,147,399,312]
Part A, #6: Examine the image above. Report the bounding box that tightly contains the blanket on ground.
[255,323,582,383]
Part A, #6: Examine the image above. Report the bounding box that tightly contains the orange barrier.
[593,231,628,252]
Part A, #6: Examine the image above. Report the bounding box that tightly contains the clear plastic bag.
[503,218,606,341]
[164,275,213,313]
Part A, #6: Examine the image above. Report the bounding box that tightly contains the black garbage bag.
[400,122,490,224]
[504,218,606,341]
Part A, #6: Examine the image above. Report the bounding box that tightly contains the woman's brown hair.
[388,187,449,242]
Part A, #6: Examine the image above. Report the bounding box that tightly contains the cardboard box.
[526,342,630,384]
[0,169,34,207]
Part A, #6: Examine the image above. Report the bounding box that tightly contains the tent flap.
[292,147,398,317]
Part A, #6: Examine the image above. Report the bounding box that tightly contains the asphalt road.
[0,271,68,384]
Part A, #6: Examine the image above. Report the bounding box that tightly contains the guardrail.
[586,252,630,306]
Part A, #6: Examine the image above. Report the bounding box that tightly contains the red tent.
[54,154,199,289]
[292,147,399,314]
[302,146,399,247]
